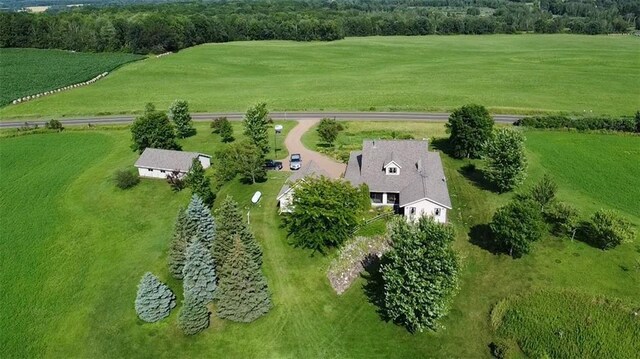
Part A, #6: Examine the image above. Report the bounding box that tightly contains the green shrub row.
[514,113,640,133]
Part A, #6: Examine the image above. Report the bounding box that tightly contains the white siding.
[137,167,186,179]
[404,199,447,223]
[278,190,294,213]
[198,155,211,169]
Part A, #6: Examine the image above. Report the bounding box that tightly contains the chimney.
[372,140,376,148]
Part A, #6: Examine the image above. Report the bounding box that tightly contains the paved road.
[282,119,346,179]
[0,111,522,129]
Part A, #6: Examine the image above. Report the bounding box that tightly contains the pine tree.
[168,208,190,279]
[216,236,272,323]
[185,195,216,250]
[178,295,210,335]
[183,241,217,305]
[169,99,196,138]
[134,272,176,323]
[213,196,262,273]
[185,159,215,207]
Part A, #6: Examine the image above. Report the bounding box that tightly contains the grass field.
[1,35,638,119]
[0,48,144,107]
[1,123,638,358]
[492,290,640,358]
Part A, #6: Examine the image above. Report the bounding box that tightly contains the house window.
[388,167,397,174]
[434,208,441,216]
[160,170,166,173]
[387,193,399,204]
[409,207,416,215]
[147,168,153,172]
[370,192,383,204]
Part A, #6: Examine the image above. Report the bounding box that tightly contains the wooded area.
[1,0,638,54]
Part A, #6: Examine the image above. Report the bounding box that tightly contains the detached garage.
[134,148,211,179]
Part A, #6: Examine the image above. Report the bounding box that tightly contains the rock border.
[11,72,109,105]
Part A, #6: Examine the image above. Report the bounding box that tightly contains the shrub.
[166,171,186,192]
[489,339,514,359]
[114,169,140,189]
[514,114,637,133]
[588,209,635,249]
[44,119,64,131]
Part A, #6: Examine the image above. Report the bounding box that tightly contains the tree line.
[1,0,638,54]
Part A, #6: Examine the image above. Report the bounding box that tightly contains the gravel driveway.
[281,119,346,178]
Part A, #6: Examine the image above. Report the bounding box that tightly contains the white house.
[134,148,211,179]
[276,161,329,213]
[344,140,452,223]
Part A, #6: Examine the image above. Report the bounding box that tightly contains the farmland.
[1,121,638,358]
[1,35,639,119]
[0,48,144,107]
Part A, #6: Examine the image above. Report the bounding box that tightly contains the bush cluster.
[514,114,638,133]
[114,169,140,189]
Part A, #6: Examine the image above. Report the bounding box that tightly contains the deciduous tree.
[446,104,494,158]
[316,118,343,146]
[284,176,363,253]
[490,199,545,257]
[547,202,579,240]
[216,237,272,323]
[484,128,527,192]
[381,216,459,333]
[182,241,217,304]
[215,141,266,184]
[588,209,635,249]
[185,159,215,207]
[169,99,196,138]
[529,174,557,211]
[243,102,270,156]
[130,103,181,153]
[134,272,176,323]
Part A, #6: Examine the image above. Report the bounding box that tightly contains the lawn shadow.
[361,255,390,322]
[469,223,502,255]
[459,164,501,193]
[430,137,455,158]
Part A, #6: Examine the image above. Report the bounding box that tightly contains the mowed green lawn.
[0,48,144,107]
[1,34,638,119]
[1,123,638,358]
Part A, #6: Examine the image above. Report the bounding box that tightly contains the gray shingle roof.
[344,140,452,208]
[134,148,210,173]
[277,161,330,199]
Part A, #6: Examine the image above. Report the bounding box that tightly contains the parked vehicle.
[289,153,302,170]
[264,159,283,170]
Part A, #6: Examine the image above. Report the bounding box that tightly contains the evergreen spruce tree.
[178,295,210,335]
[168,208,190,279]
[183,241,217,304]
[213,196,262,273]
[185,195,216,250]
[216,236,272,323]
[185,159,215,207]
[134,272,176,323]
[169,99,196,138]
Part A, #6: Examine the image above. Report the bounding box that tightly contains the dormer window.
[384,160,401,175]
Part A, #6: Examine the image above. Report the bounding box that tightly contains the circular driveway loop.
[281,119,346,179]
